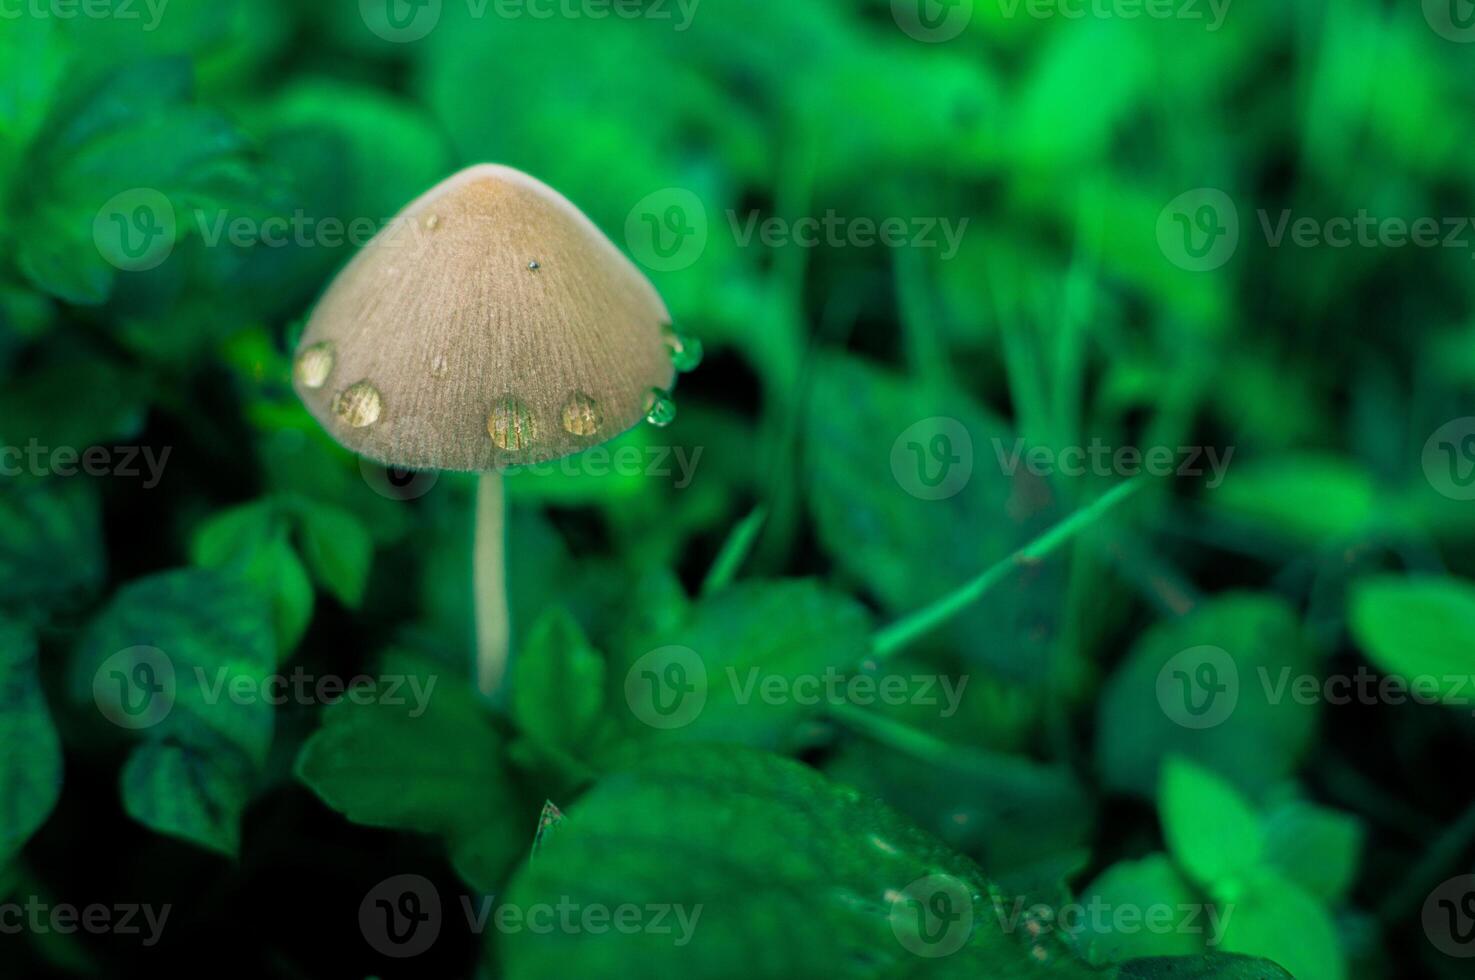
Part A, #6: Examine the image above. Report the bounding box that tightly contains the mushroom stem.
[474,471,510,698]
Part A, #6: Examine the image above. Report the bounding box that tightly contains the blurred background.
[3,1,1475,977]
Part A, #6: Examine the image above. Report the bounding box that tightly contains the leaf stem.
[701,506,769,597]
[871,479,1145,658]
[1377,795,1475,924]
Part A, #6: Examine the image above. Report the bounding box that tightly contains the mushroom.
[291,164,699,696]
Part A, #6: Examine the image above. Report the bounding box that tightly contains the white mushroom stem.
[474,472,510,698]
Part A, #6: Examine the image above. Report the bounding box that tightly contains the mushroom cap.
[292,164,675,471]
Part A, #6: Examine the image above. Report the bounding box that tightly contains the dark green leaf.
[0,477,104,618]
[73,568,275,855]
[288,497,373,609]
[609,579,871,751]
[501,745,1100,979]
[0,617,63,866]
[296,658,524,891]
[512,608,606,754]
[1096,594,1320,797]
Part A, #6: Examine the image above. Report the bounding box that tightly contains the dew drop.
[424,214,440,231]
[333,381,382,428]
[489,396,537,450]
[528,259,541,271]
[294,342,334,389]
[664,327,703,373]
[868,835,901,856]
[561,392,602,437]
[644,387,676,427]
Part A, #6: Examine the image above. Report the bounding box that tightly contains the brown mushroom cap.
[292,164,676,471]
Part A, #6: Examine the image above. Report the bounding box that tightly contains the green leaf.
[1209,455,1379,544]
[1096,593,1320,797]
[295,658,524,891]
[1218,868,1346,980]
[14,58,263,305]
[1158,757,1263,896]
[512,608,606,754]
[254,78,453,229]
[804,354,1067,682]
[609,579,871,751]
[287,498,373,609]
[0,353,148,449]
[73,569,275,855]
[0,617,63,866]
[1260,801,1363,904]
[500,745,1101,979]
[0,477,104,618]
[120,732,254,858]
[1078,854,1206,965]
[191,501,314,658]
[1349,575,1475,703]
[1118,953,1294,979]
[824,734,1093,880]
[0,17,70,191]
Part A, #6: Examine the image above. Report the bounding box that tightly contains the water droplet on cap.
[295,342,334,389]
[561,393,602,436]
[333,381,382,428]
[489,397,537,450]
[664,328,703,373]
[424,214,440,231]
[528,259,541,271]
[644,388,676,427]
